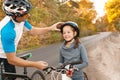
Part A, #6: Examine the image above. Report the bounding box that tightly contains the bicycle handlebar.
[63,60,83,67]
[43,65,79,75]
[43,66,67,74]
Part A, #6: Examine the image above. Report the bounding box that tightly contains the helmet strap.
[12,16,19,22]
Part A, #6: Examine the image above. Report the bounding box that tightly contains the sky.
[90,0,108,17]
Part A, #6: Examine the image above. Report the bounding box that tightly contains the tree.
[105,0,120,23]
[58,0,96,27]
[105,0,120,31]
[95,15,109,32]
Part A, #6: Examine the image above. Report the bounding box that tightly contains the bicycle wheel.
[31,70,45,80]
[83,72,88,80]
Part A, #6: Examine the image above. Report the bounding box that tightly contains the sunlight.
[90,0,108,17]
[58,0,108,17]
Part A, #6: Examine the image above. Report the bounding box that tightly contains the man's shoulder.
[0,16,11,29]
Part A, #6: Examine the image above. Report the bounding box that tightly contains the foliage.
[0,0,99,51]
[58,0,97,36]
[105,0,120,31]
[18,33,40,51]
[29,7,51,25]
[105,0,120,23]
[0,1,5,20]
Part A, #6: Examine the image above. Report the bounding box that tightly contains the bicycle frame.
[2,72,31,80]
[43,67,72,80]
[0,53,45,80]
[43,65,88,80]
[0,53,32,80]
[62,74,71,80]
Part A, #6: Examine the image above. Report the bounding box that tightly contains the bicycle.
[33,62,88,80]
[0,53,45,80]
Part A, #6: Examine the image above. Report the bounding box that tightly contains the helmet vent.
[5,3,10,7]
[20,2,25,6]
[11,5,16,9]
[18,8,23,10]
[14,0,18,3]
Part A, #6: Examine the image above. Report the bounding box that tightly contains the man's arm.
[29,22,63,35]
[6,52,48,70]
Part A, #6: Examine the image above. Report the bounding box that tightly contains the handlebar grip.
[63,61,83,67]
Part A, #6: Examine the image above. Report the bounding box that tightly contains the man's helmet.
[60,21,80,37]
[2,0,32,16]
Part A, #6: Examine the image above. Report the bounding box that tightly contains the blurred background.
[0,0,119,51]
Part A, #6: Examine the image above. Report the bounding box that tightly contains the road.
[17,32,114,79]
[84,32,120,80]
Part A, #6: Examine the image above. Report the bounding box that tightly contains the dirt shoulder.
[85,32,120,80]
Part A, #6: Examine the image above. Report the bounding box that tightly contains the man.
[0,0,62,79]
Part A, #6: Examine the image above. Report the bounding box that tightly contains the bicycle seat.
[19,53,32,60]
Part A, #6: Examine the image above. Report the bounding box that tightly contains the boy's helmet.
[2,0,32,16]
[60,21,80,37]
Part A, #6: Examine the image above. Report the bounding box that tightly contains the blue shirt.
[0,16,32,58]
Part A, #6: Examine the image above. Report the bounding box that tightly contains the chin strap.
[13,16,19,22]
